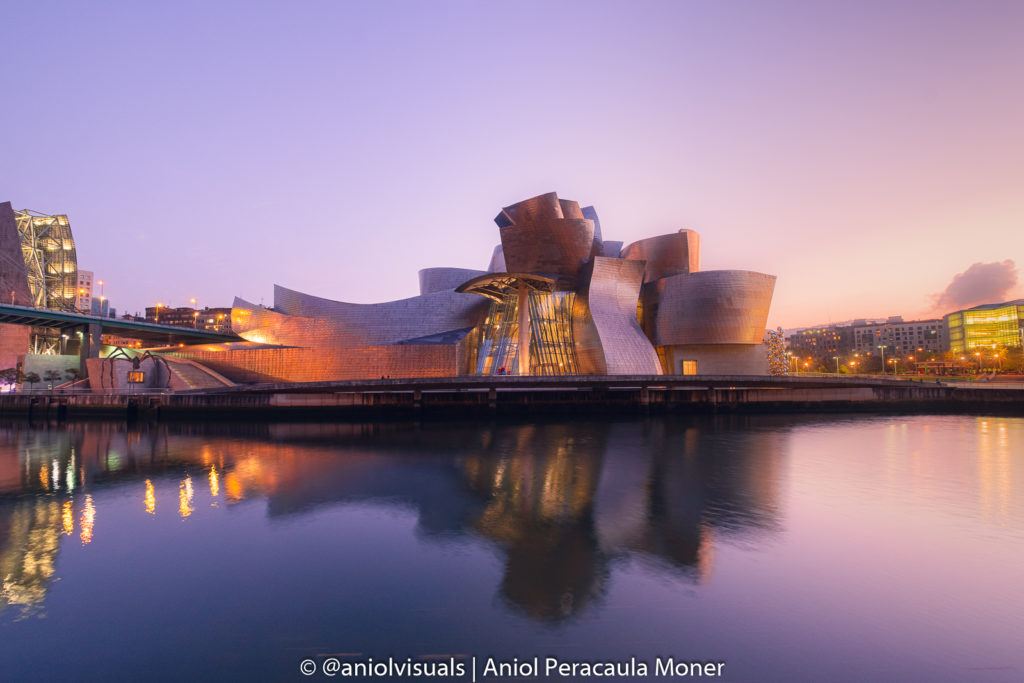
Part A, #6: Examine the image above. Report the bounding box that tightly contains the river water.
[0,415,1021,682]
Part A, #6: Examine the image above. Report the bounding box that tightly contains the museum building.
[167,192,777,382]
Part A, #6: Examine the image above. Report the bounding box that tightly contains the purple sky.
[5,0,1023,329]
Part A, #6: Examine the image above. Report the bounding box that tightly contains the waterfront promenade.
[2,374,1023,421]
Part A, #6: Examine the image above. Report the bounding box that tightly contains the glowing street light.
[833,356,839,374]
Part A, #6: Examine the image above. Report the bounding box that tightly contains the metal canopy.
[455,272,569,302]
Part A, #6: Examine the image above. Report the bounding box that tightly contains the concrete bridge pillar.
[79,323,102,377]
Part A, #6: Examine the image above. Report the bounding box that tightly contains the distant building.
[101,333,142,348]
[89,297,114,318]
[786,325,855,357]
[852,316,946,355]
[75,270,93,312]
[145,306,232,331]
[945,300,1024,353]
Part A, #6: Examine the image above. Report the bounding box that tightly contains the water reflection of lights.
[978,420,1013,519]
[39,463,48,490]
[224,472,243,503]
[209,465,220,499]
[80,495,95,545]
[179,476,194,519]
[62,501,74,535]
[66,454,75,492]
[144,479,156,515]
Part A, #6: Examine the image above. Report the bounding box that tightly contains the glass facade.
[945,302,1024,352]
[14,210,78,311]
[474,292,578,375]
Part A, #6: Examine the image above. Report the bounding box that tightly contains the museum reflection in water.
[0,418,789,620]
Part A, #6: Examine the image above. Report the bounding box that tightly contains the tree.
[65,367,81,382]
[24,372,40,390]
[0,368,17,389]
[766,327,788,376]
[43,370,62,387]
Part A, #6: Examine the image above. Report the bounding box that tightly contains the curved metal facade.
[573,257,662,375]
[649,270,776,345]
[499,218,594,279]
[621,230,700,283]
[270,284,488,346]
[487,245,506,273]
[496,193,595,280]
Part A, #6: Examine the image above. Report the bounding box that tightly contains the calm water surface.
[0,415,1022,682]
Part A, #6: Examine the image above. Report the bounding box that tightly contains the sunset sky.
[4,0,1023,329]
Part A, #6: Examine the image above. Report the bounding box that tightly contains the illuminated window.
[680,360,698,375]
[127,371,145,383]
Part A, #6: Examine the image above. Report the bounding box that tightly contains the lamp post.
[833,356,840,374]
[878,345,887,374]
[156,303,163,323]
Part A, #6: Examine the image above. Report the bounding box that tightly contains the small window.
[127,371,145,383]
[680,360,698,375]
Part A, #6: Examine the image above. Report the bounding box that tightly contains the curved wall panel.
[487,245,506,273]
[231,297,364,347]
[651,270,775,345]
[271,285,489,346]
[418,267,487,295]
[559,199,584,219]
[499,192,563,225]
[621,230,701,282]
[572,257,662,375]
[499,218,594,278]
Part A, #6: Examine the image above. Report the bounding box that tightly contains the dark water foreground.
[0,415,1021,682]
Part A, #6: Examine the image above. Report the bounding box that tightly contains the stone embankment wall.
[2,378,1022,421]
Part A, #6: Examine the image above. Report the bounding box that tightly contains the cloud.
[932,260,1018,312]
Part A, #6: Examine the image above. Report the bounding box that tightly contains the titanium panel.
[487,245,506,273]
[581,205,602,241]
[651,270,776,345]
[499,218,594,279]
[573,257,662,375]
[268,286,489,346]
[498,192,563,225]
[621,230,701,282]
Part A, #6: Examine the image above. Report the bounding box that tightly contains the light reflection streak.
[80,495,95,544]
[66,454,76,492]
[179,476,194,518]
[209,465,220,498]
[62,500,74,535]
[144,479,156,514]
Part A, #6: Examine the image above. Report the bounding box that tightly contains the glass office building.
[945,300,1024,352]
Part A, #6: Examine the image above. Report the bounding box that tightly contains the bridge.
[0,303,240,373]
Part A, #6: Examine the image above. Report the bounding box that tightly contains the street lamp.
[156,302,163,323]
[878,345,887,374]
[849,360,857,374]
[833,356,839,374]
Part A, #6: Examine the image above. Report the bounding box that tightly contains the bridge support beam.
[79,323,102,378]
